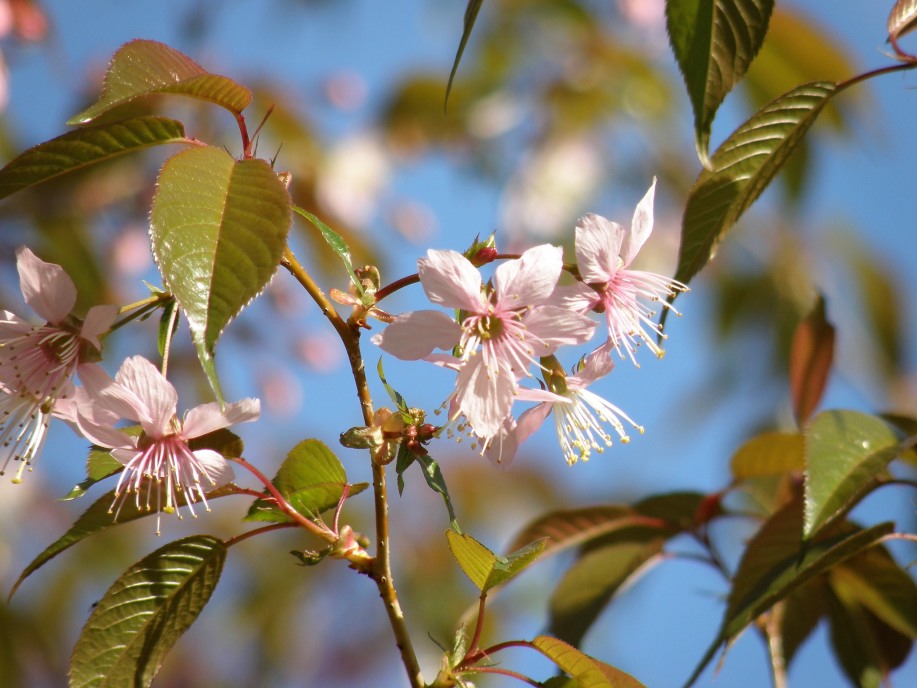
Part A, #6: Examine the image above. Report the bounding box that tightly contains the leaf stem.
[764,602,788,688]
[459,665,542,687]
[836,60,917,93]
[224,522,298,548]
[281,246,424,687]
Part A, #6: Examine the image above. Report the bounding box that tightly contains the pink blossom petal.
[454,357,515,437]
[523,306,595,350]
[191,449,235,487]
[483,415,522,468]
[574,215,624,284]
[73,404,136,451]
[493,244,562,306]
[570,346,615,386]
[183,398,261,440]
[417,250,483,312]
[80,304,118,350]
[372,310,461,359]
[515,400,555,446]
[548,282,600,313]
[114,356,177,435]
[620,178,656,266]
[16,247,77,324]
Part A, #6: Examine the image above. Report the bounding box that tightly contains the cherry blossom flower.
[0,247,117,482]
[485,349,643,466]
[373,245,595,437]
[557,179,687,364]
[69,356,260,533]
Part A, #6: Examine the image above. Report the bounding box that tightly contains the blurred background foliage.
[0,1,914,686]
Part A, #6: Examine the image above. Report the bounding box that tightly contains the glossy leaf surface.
[0,117,186,199]
[68,535,226,688]
[69,39,251,124]
[666,0,774,161]
[686,499,894,686]
[888,0,917,42]
[532,636,645,688]
[446,531,545,593]
[245,439,364,523]
[150,146,292,400]
[293,205,363,297]
[804,410,900,539]
[673,81,837,291]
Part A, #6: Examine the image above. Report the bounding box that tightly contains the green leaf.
[10,484,238,599]
[150,146,292,401]
[445,531,547,594]
[0,116,186,200]
[415,454,461,532]
[244,439,359,523]
[446,530,495,592]
[446,0,484,107]
[61,449,123,501]
[293,205,363,298]
[888,0,917,43]
[666,0,774,162]
[729,431,804,481]
[672,81,837,292]
[549,540,664,648]
[377,357,410,417]
[68,535,226,688]
[69,39,251,124]
[789,295,835,426]
[831,546,917,639]
[825,582,913,688]
[804,410,900,539]
[685,499,894,687]
[532,636,646,688]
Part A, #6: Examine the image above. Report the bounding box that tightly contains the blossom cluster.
[1,248,258,531]
[373,179,686,465]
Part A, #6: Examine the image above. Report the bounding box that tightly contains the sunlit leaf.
[532,636,646,688]
[293,205,363,297]
[549,540,664,647]
[888,0,917,44]
[69,39,251,124]
[666,0,774,162]
[446,0,484,106]
[0,116,187,200]
[730,431,805,481]
[10,484,239,599]
[61,449,123,501]
[244,439,361,523]
[685,498,893,687]
[789,295,835,426]
[672,81,837,293]
[150,146,292,401]
[804,410,900,539]
[68,535,226,688]
[446,530,495,592]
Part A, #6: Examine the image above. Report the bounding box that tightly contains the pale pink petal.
[523,306,596,350]
[114,356,177,435]
[183,398,261,439]
[417,250,483,312]
[16,247,77,324]
[515,400,555,446]
[72,405,136,451]
[80,304,118,350]
[483,415,522,468]
[372,310,461,359]
[572,345,616,386]
[620,178,656,266]
[548,282,600,313]
[454,357,515,437]
[190,449,235,487]
[493,244,562,307]
[574,215,623,284]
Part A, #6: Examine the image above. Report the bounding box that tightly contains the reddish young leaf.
[789,295,835,426]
